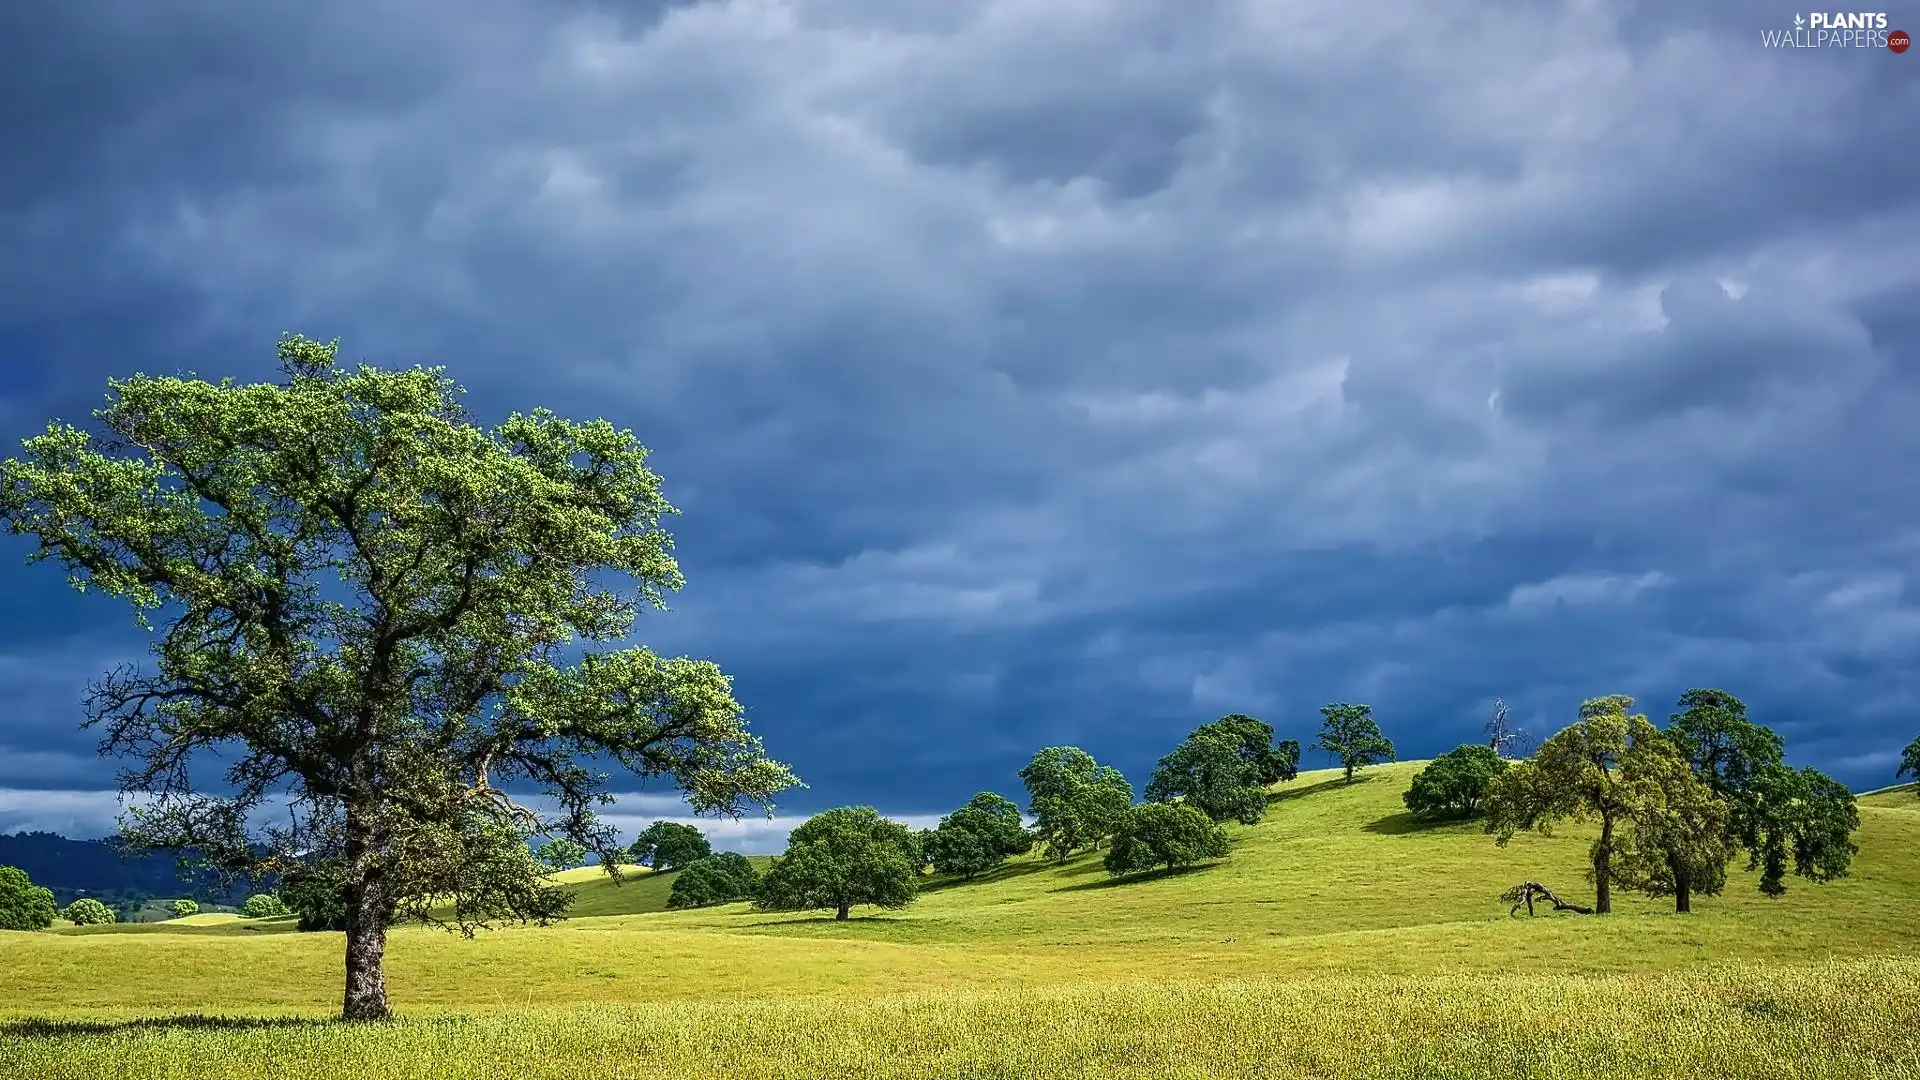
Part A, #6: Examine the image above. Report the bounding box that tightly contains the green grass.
[4,763,1917,1078]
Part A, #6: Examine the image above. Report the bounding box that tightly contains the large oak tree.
[0,337,798,1020]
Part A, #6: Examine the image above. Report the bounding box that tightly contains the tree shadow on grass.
[1266,775,1373,805]
[1362,811,1484,835]
[4,1015,331,1038]
[917,860,1054,894]
[740,914,908,928]
[1051,863,1219,893]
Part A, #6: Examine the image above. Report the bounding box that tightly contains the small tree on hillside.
[0,336,798,1020]
[241,893,290,919]
[924,793,1031,880]
[1403,744,1508,820]
[1103,802,1230,876]
[1612,739,1732,913]
[629,821,713,872]
[667,853,759,908]
[1146,731,1269,824]
[1899,735,1920,797]
[1484,695,1642,915]
[1020,747,1135,861]
[535,838,589,872]
[754,807,919,921]
[169,898,200,918]
[1315,703,1395,784]
[0,866,57,931]
[1666,689,1857,897]
[63,897,116,925]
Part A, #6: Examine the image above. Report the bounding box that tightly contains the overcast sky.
[1,1,1916,852]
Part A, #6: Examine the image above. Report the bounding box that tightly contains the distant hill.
[0,831,256,914]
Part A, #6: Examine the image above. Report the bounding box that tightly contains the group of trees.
[1398,690,1860,916]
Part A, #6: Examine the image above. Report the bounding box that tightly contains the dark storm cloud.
[2,0,1917,843]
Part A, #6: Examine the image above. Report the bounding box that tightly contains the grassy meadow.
[4,764,1919,1078]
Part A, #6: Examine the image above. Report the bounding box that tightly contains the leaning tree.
[0,336,798,1020]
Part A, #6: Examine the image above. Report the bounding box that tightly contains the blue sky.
[1,1,1917,852]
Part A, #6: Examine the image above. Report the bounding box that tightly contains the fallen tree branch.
[1500,881,1595,917]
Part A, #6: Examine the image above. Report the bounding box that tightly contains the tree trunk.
[342,871,392,1021]
[834,902,850,920]
[1592,810,1614,915]
[1670,852,1692,914]
[1343,762,1355,784]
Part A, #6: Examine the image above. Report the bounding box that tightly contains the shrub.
[62,897,116,926]
[168,898,200,918]
[0,865,58,931]
[240,893,290,919]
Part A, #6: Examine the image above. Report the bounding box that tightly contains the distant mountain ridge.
[0,830,257,910]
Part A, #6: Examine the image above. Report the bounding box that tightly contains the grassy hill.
[4,763,1918,1078]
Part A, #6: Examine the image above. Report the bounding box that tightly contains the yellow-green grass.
[3,763,1917,1078]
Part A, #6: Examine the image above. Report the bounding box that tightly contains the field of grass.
[4,763,1918,1078]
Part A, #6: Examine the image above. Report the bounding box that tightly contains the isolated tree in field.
[1146,730,1269,824]
[1314,703,1395,784]
[1191,714,1301,785]
[924,792,1031,880]
[535,838,589,872]
[0,866,57,930]
[241,893,290,918]
[168,898,199,918]
[1484,696,1642,914]
[63,897,116,925]
[754,807,919,920]
[0,336,797,1020]
[1899,735,1920,797]
[1103,802,1230,876]
[1020,747,1135,861]
[629,820,713,872]
[1484,700,1530,758]
[1403,744,1507,820]
[1666,689,1857,897]
[667,852,759,908]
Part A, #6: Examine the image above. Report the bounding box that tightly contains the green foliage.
[925,793,1031,880]
[240,893,290,919]
[753,807,919,920]
[168,898,200,918]
[1314,703,1395,784]
[1403,744,1508,820]
[62,897,117,926]
[629,821,713,872]
[667,853,760,909]
[1019,747,1135,861]
[0,865,58,930]
[1665,690,1857,898]
[1899,735,1920,796]
[535,838,589,872]
[1742,765,1859,898]
[0,335,797,1019]
[1103,802,1230,876]
[282,860,355,932]
[1612,729,1734,910]
[1145,731,1269,824]
[1190,714,1301,785]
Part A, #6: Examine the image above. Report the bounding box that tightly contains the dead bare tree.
[1500,881,1595,917]
[1485,700,1531,759]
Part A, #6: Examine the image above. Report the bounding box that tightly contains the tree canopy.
[63,897,117,926]
[753,807,920,921]
[534,838,589,872]
[667,852,759,909]
[1019,747,1134,861]
[1145,730,1270,824]
[924,793,1031,880]
[629,820,713,872]
[1189,714,1301,785]
[0,336,797,1019]
[1314,703,1395,784]
[1103,802,1230,877]
[0,866,57,931]
[1899,735,1920,797]
[1403,744,1507,820]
